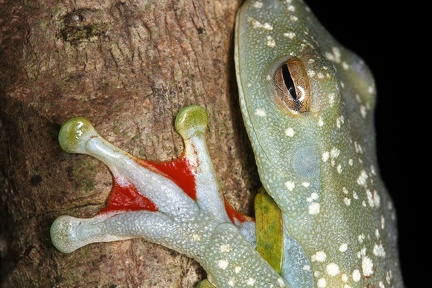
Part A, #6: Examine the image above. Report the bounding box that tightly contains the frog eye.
[273,57,310,114]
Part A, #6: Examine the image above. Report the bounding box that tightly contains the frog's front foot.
[51,105,288,288]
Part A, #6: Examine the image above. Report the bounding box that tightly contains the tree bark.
[0,0,260,287]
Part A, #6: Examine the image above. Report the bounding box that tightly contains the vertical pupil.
[281,63,297,100]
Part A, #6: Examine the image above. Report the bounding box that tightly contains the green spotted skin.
[235,0,404,287]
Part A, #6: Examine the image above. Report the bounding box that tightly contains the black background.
[305,1,425,287]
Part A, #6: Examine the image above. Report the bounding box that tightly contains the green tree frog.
[50,0,404,287]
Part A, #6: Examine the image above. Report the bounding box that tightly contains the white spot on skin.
[330,147,340,158]
[252,1,263,8]
[360,105,367,118]
[354,142,364,154]
[362,255,374,277]
[283,31,296,39]
[337,164,342,174]
[375,229,380,239]
[340,81,345,89]
[285,181,295,191]
[388,201,393,210]
[193,234,201,241]
[322,151,330,162]
[353,191,359,200]
[352,269,361,282]
[254,108,266,117]
[318,117,324,127]
[312,251,327,262]
[317,278,327,287]
[115,174,131,187]
[266,35,276,47]
[218,260,229,270]
[366,189,374,207]
[386,270,393,284]
[228,278,234,286]
[277,278,286,287]
[356,170,368,186]
[336,115,344,128]
[307,69,316,78]
[73,121,89,139]
[220,244,231,252]
[326,263,340,276]
[326,47,342,63]
[246,278,255,286]
[303,265,311,271]
[308,202,320,215]
[254,21,273,30]
[262,23,273,30]
[373,190,381,207]
[370,165,377,175]
[287,5,295,11]
[235,266,241,273]
[342,274,348,282]
[306,192,318,202]
[339,243,348,252]
[343,197,351,206]
[302,182,310,187]
[342,61,349,70]
[285,127,295,137]
[373,243,386,257]
[328,93,335,105]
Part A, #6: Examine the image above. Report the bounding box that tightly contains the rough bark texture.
[0,0,260,287]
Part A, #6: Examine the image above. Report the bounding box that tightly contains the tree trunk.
[0,0,260,287]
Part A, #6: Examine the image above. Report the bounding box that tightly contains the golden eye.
[273,57,310,113]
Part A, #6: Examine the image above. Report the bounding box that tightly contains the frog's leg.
[50,105,287,288]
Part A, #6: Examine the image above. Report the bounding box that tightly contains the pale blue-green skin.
[235,0,403,287]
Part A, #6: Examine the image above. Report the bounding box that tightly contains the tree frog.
[50,0,404,287]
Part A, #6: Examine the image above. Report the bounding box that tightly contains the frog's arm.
[235,0,404,287]
[50,106,290,288]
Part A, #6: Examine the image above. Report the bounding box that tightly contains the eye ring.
[273,57,310,114]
